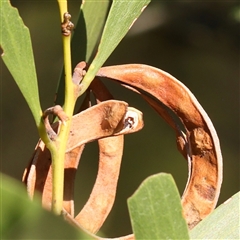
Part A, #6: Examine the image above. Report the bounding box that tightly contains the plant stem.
[52,33,74,215]
[57,0,67,22]
[61,34,74,116]
[49,0,75,215]
[50,141,64,215]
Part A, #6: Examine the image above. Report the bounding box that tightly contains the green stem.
[38,115,52,146]
[50,142,64,215]
[61,34,74,116]
[57,0,67,22]
[48,0,75,215]
[52,34,74,215]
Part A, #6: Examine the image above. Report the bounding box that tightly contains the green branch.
[47,0,75,215]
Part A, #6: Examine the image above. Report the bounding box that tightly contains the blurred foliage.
[1,1,239,237]
[1,173,95,239]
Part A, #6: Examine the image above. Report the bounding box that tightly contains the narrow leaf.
[0,0,42,126]
[72,0,110,64]
[128,173,189,240]
[190,192,240,239]
[80,0,151,94]
[92,0,150,67]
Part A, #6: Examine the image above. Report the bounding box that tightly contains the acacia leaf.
[0,0,42,126]
[190,192,240,239]
[128,173,189,240]
[72,0,110,64]
[80,0,151,94]
[92,0,150,67]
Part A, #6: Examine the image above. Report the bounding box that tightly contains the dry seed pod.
[23,100,127,212]
[97,64,223,229]
[74,78,123,233]
[66,100,128,152]
[73,79,143,233]
[23,100,143,220]
[75,106,143,233]
[75,135,124,233]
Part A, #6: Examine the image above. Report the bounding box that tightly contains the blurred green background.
[1,1,239,238]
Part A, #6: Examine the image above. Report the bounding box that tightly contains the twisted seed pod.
[23,100,143,222]
[74,78,144,233]
[23,100,126,210]
[97,64,223,229]
[74,78,122,232]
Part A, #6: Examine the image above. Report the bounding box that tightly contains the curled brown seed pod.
[23,100,143,221]
[97,64,223,229]
[74,78,143,233]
